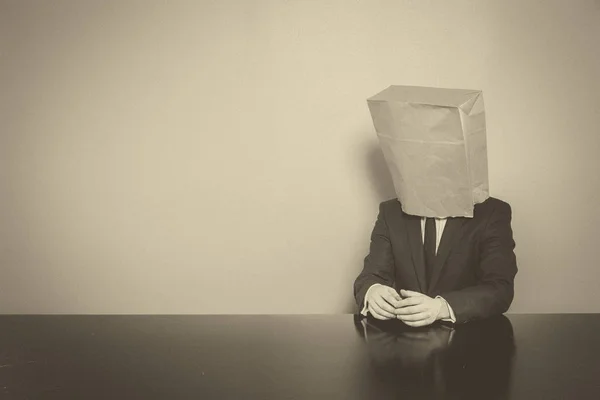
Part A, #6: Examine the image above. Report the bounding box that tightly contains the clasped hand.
[366,285,447,327]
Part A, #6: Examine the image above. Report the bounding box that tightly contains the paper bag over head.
[367,85,489,218]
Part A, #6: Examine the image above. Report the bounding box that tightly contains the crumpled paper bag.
[367,85,489,218]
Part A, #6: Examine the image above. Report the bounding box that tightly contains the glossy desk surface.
[0,314,598,399]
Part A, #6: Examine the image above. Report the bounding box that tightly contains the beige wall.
[1,0,599,314]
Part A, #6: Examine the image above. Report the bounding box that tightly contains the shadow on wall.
[366,141,397,201]
[344,140,397,313]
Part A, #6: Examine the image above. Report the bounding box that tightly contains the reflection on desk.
[355,315,515,399]
[0,314,599,399]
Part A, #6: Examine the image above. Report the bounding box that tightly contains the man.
[354,85,518,325]
[354,196,517,325]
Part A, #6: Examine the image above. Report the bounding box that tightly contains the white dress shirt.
[361,217,457,323]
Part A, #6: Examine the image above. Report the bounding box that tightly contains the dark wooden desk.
[0,314,598,399]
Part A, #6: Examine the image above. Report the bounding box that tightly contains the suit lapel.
[428,217,467,292]
[404,214,427,293]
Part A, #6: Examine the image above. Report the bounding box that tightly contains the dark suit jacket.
[353,197,518,324]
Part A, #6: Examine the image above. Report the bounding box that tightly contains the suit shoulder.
[379,198,402,212]
[380,198,400,207]
[475,196,512,216]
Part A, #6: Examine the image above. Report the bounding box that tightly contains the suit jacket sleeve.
[353,202,396,310]
[440,201,518,323]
